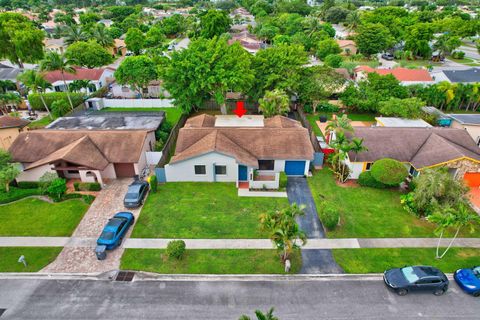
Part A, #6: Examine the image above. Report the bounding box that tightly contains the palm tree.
[69,79,96,93]
[40,51,77,110]
[350,137,368,162]
[326,114,353,143]
[64,25,87,45]
[436,82,456,110]
[427,204,480,259]
[91,23,114,48]
[345,11,361,33]
[17,70,54,119]
[239,308,278,320]
[0,92,20,115]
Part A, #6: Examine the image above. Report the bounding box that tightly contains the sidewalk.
[1,237,480,249]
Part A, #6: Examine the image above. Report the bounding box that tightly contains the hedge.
[0,188,42,204]
[16,181,40,189]
[73,182,102,192]
[27,92,85,111]
[279,172,287,189]
[370,158,408,186]
[358,171,388,189]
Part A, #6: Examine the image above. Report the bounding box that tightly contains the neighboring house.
[431,68,480,84]
[0,116,29,150]
[0,64,23,83]
[375,117,432,128]
[9,113,163,184]
[98,19,113,27]
[354,66,434,85]
[109,80,169,98]
[228,31,265,54]
[448,114,480,146]
[43,67,114,93]
[41,20,57,34]
[165,114,314,188]
[43,38,68,55]
[336,40,357,55]
[345,127,480,185]
[110,39,127,56]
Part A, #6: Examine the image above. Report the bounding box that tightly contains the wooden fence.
[296,105,322,153]
[157,114,188,168]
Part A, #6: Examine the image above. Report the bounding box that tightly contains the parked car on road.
[124,180,149,208]
[381,52,395,60]
[384,266,449,296]
[454,266,480,297]
[97,212,135,250]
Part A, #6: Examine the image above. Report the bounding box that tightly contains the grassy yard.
[121,249,301,274]
[100,107,183,126]
[333,248,480,273]
[0,247,62,272]
[132,182,289,238]
[0,198,89,236]
[308,169,480,238]
[27,116,54,129]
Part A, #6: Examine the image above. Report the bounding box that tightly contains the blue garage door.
[285,161,306,176]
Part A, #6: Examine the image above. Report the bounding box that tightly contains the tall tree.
[162,37,254,114]
[63,24,88,45]
[428,204,480,259]
[0,12,45,68]
[65,40,113,68]
[199,9,232,39]
[260,203,307,262]
[17,70,53,119]
[40,52,77,110]
[114,55,158,98]
[258,89,290,117]
[355,23,393,57]
[91,23,114,48]
[125,28,146,55]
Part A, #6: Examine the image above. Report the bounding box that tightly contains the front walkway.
[286,177,344,274]
[41,179,143,273]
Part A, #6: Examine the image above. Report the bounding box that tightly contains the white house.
[43,67,115,93]
[165,115,314,188]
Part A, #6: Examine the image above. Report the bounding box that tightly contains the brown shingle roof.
[171,115,314,167]
[9,130,149,167]
[0,116,29,129]
[348,127,480,169]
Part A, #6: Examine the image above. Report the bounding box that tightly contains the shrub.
[451,51,465,59]
[82,194,96,204]
[279,172,287,189]
[46,178,67,201]
[303,104,313,114]
[154,140,164,151]
[39,172,58,194]
[318,201,340,230]
[51,100,70,118]
[166,240,186,259]
[370,158,408,186]
[27,92,84,111]
[74,182,102,191]
[16,181,39,189]
[149,174,158,193]
[62,193,83,200]
[0,187,42,204]
[155,130,169,144]
[400,192,420,217]
[358,171,388,189]
[324,54,343,68]
[73,182,80,191]
[317,102,339,113]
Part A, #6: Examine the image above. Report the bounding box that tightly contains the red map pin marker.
[233,101,247,118]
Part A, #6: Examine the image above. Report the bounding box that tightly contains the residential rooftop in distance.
[442,68,480,83]
[375,117,432,128]
[214,115,264,127]
[448,114,480,125]
[46,113,164,131]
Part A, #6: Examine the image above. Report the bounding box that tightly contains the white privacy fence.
[103,99,174,108]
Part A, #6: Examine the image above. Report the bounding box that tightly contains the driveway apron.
[286,177,343,274]
[41,179,143,273]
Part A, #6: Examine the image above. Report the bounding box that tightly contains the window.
[365,162,373,171]
[194,165,206,175]
[258,160,275,170]
[409,166,418,177]
[215,165,227,175]
[67,170,79,174]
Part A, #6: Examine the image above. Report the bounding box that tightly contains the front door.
[238,165,248,181]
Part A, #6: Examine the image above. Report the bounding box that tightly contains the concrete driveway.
[42,179,143,273]
[286,177,343,274]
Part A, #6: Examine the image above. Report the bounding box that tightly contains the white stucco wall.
[17,164,57,181]
[345,158,365,179]
[165,152,238,182]
[451,120,480,145]
[100,164,117,179]
[134,131,156,175]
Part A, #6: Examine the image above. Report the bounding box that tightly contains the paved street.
[0,277,478,319]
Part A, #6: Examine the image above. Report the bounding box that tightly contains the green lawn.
[27,116,54,129]
[100,107,183,126]
[333,248,480,273]
[447,57,480,66]
[0,247,62,272]
[132,182,289,238]
[121,249,301,274]
[308,169,480,238]
[306,114,323,136]
[0,198,89,236]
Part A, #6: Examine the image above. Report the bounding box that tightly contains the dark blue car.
[454,266,480,297]
[97,212,135,250]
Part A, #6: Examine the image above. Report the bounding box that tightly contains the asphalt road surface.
[0,276,479,319]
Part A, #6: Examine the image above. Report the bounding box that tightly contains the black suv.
[123,180,149,208]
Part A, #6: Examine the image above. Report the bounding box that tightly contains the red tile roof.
[354,66,433,82]
[43,67,110,83]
